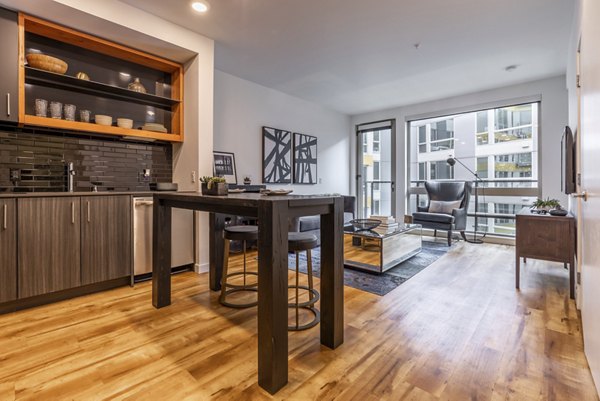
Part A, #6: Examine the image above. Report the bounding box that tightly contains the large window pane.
[495,104,532,130]
[430,161,453,180]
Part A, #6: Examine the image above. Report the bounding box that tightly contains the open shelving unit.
[18,14,184,143]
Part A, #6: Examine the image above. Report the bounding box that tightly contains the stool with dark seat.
[220,225,259,308]
[288,232,320,331]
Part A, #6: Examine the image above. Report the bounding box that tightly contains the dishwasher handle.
[134,200,154,207]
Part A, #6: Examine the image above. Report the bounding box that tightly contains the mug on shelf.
[49,101,62,119]
[34,99,48,117]
[64,104,76,121]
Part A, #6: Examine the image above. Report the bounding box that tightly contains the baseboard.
[421,229,515,246]
[195,262,209,274]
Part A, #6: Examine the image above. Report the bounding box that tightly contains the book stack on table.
[369,215,400,234]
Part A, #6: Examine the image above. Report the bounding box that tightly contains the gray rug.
[288,241,450,296]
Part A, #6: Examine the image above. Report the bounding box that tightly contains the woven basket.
[26,53,68,74]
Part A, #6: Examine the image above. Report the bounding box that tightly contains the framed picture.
[263,126,292,183]
[213,151,237,184]
[293,133,317,184]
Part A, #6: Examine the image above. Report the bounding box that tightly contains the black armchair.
[412,181,472,246]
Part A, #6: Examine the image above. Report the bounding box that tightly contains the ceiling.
[109,1,575,115]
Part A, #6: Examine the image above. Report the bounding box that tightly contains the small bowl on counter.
[94,114,113,126]
[117,118,133,129]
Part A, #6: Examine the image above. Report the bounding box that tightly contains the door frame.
[355,119,397,218]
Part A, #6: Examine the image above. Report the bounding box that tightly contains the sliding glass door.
[356,120,396,218]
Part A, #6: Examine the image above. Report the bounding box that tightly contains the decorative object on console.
[293,132,317,184]
[25,53,68,74]
[531,197,561,214]
[213,151,237,184]
[263,126,292,183]
[127,77,147,93]
[75,71,90,81]
[260,189,293,196]
[243,176,251,185]
[200,176,227,196]
[550,207,569,216]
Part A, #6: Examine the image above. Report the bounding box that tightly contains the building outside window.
[408,102,539,237]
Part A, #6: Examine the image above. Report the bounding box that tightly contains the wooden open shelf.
[25,67,180,109]
[18,14,184,143]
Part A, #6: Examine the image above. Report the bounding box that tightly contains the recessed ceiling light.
[505,64,518,72]
[191,1,210,13]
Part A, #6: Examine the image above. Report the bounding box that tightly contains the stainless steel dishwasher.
[133,197,195,280]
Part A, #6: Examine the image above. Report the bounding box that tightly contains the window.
[373,131,380,152]
[430,161,453,180]
[363,134,367,153]
[408,102,539,238]
[373,161,380,180]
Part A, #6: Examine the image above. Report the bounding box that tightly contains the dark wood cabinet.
[0,199,17,302]
[515,207,576,299]
[0,8,18,122]
[81,196,131,285]
[18,197,81,298]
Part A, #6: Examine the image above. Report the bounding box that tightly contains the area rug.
[288,240,450,296]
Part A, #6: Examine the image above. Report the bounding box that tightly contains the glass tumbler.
[64,104,76,121]
[50,101,62,119]
[80,109,91,123]
[35,99,48,117]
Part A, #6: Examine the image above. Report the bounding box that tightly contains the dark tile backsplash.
[0,124,172,192]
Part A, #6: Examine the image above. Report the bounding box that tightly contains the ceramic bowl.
[94,114,113,126]
[117,118,133,129]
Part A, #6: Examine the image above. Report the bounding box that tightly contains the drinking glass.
[34,99,48,117]
[63,104,76,121]
[49,101,62,119]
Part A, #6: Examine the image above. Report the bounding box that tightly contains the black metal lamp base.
[461,231,484,244]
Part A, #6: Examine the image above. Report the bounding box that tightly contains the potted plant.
[200,176,227,196]
[532,197,561,213]
[243,176,251,185]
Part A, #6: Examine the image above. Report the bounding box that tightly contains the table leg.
[152,198,172,308]
[257,199,289,394]
[569,257,575,300]
[209,213,227,291]
[320,196,344,349]
[515,255,520,290]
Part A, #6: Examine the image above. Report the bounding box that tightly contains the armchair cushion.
[428,200,462,214]
[412,212,455,224]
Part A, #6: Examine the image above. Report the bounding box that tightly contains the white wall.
[214,70,351,195]
[351,75,569,217]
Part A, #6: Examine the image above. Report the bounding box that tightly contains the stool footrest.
[288,285,320,308]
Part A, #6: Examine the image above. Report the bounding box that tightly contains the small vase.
[128,77,147,93]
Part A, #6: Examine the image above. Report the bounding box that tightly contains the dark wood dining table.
[151,192,344,394]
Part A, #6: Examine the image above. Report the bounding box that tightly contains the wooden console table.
[515,207,576,299]
[151,192,344,394]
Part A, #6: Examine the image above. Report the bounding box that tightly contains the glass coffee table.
[343,224,422,273]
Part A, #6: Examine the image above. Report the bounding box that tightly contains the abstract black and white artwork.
[293,133,317,184]
[263,127,292,183]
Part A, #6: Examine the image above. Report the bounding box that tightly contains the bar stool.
[288,232,320,331]
[220,225,259,308]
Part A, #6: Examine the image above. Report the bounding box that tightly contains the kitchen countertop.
[0,191,184,198]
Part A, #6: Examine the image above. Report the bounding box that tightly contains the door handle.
[6,93,10,117]
[2,204,6,230]
[87,201,90,223]
[71,202,75,224]
[573,191,588,202]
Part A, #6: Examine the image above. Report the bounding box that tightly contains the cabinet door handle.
[2,204,6,230]
[6,93,10,117]
[71,202,75,224]
[87,201,90,223]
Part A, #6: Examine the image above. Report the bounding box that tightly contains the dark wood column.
[209,213,227,291]
[319,196,344,348]
[152,196,172,308]
[257,198,289,394]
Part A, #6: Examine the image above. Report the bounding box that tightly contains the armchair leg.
[447,230,452,246]
[434,229,437,238]
[460,231,467,241]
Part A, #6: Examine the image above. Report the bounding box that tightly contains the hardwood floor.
[0,242,597,400]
